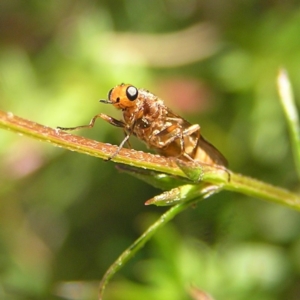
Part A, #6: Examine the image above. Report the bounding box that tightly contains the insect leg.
[155,124,200,160]
[92,114,131,160]
[180,124,201,161]
[123,130,132,148]
[99,114,126,128]
[106,131,132,161]
[57,113,125,131]
[182,124,200,136]
[105,119,136,160]
[156,124,200,145]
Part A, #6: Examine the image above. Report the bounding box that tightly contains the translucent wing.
[195,136,228,166]
[163,108,227,166]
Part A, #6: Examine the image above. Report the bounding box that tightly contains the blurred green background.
[1,1,300,299]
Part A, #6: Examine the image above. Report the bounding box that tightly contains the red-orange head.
[100,83,139,109]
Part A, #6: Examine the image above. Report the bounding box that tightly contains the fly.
[57,83,227,167]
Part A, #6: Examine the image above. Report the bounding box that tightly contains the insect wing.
[195,136,228,166]
[165,108,191,127]
[164,109,227,167]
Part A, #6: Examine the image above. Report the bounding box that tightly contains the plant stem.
[277,68,300,179]
[226,172,300,209]
[98,186,205,300]
[0,110,299,211]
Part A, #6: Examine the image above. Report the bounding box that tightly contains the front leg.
[57,113,126,131]
[99,114,126,128]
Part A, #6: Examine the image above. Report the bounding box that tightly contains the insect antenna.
[99,99,113,104]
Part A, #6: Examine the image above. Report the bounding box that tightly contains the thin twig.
[0,110,299,210]
[277,68,300,180]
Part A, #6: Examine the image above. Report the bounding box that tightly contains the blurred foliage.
[1,0,300,299]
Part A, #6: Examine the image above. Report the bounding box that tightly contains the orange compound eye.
[126,86,138,101]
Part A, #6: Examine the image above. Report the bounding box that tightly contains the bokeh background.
[1,1,300,299]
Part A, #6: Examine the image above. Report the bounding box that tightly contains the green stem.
[0,110,184,175]
[277,68,300,179]
[0,110,299,210]
[226,172,300,209]
[98,186,205,300]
